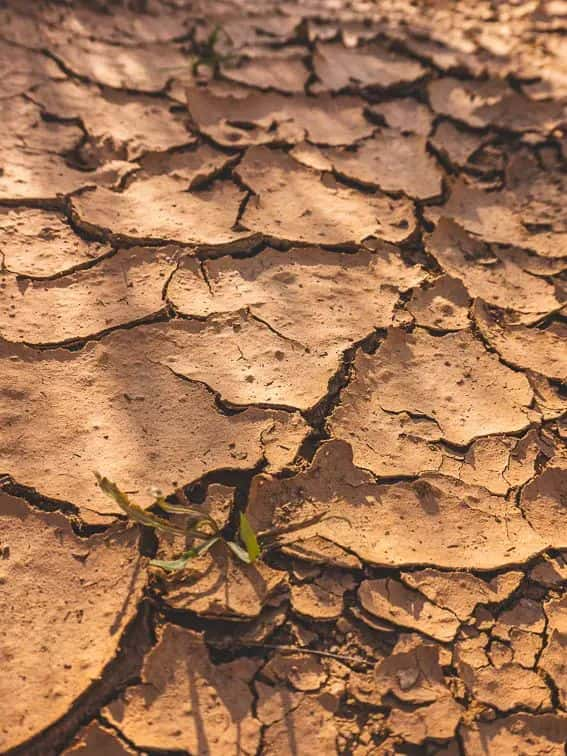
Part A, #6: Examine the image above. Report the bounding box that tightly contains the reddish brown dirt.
[0,0,566,754]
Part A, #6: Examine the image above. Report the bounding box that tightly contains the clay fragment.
[1,96,84,155]
[0,247,176,345]
[373,636,450,704]
[291,568,355,620]
[358,578,460,642]
[387,697,464,744]
[407,275,471,331]
[0,208,111,278]
[236,146,416,246]
[313,42,425,91]
[430,120,488,169]
[262,652,328,692]
[139,143,236,188]
[222,51,309,93]
[63,721,136,755]
[520,466,567,544]
[461,713,567,756]
[104,624,261,754]
[464,662,551,711]
[262,694,340,756]
[367,98,434,136]
[0,494,145,752]
[0,39,64,99]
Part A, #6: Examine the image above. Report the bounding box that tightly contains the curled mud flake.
[544,594,567,636]
[387,697,464,745]
[282,538,363,570]
[348,327,533,446]
[262,651,328,693]
[474,301,567,381]
[461,713,567,756]
[430,120,488,170]
[322,131,443,200]
[289,142,334,172]
[2,96,84,156]
[291,568,355,621]
[528,371,567,421]
[0,247,176,346]
[247,440,549,570]
[312,42,426,92]
[358,578,460,642]
[0,330,307,519]
[367,98,434,136]
[401,569,523,622]
[0,208,111,278]
[221,50,310,94]
[539,631,567,708]
[63,721,136,755]
[0,494,145,752]
[407,274,471,331]
[139,143,236,188]
[262,694,340,756]
[104,624,261,754]
[0,39,64,99]
[493,598,546,641]
[31,79,196,163]
[463,661,552,711]
[236,146,416,246]
[427,220,564,319]
[48,38,193,93]
[161,544,286,620]
[530,553,567,587]
[70,176,254,249]
[428,77,565,133]
[186,86,374,147]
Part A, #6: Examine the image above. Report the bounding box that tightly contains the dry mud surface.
[0,0,566,754]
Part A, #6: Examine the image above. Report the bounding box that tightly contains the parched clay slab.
[428,77,565,133]
[2,96,84,155]
[462,713,567,756]
[0,494,145,752]
[63,721,136,756]
[407,275,471,331]
[104,625,261,754]
[261,694,340,755]
[0,39,64,99]
[0,247,175,345]
[48,38,193,92]
[290,568,355,621]
[430,120,488,169]
[313,42,425,91]
[430,179,567,259]
[0,328,308,519]
[387,697,463,745]
[70,176,254,249]
[162,545,286,619]
[331,328,533,448]
[236,146,416,246]
[520,466,567,542]
[139,143,236,188]
[31,79,195,161]
[186,87,374,147]
[358,578,461,642]
[222,52,309,94]
[0,208,111,278]
[464,663,551,711]
[427,220,564,319]
[474,301,567,381]
[247,440,551,570]
[367,98,434,136]
[322,132,443,200]
[401,569,523,621]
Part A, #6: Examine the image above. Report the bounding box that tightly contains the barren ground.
[1,0,566,753]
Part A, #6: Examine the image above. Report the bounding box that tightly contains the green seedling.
[192,24,236,77]
[95,473,261,571]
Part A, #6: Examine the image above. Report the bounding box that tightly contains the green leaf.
[150,536,220,572]
[226,540,253,563]
[238,512,261,563]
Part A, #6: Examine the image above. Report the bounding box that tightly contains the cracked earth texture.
[0,0,566,754]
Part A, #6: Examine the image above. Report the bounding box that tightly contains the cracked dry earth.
[1,1,567,755]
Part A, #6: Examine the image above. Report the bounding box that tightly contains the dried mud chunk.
[0,247,176,345]
[49,39,192,92]
[222,52,309,94]
[2,96,84,155]
[493,598,546,640]
[162,545,285,619]
[104,624,260,754]
[31,79,195,161]
[374,636,450,704]
[461,713,567,756]
[387,697,464,745]
[290,568,355,620]
[428,77,564,133]
[247,440,549,570]
[328,381,443,478]
[139,143,236,188]
[70,176,253,249]
[236,146,416,246]
[345,327,533,446]
[186,87,374,147]
[538,631,567,708]
[0,331,307,518]
[520,467,567,545]
[367,98,434,136]
[530,554,567,587]
[0,40,63,99]
[407,275,470,331]
[262,652,327,692]
[0,208,111,278]
[401,569,523,622]
[262,694,339,756]
[474,301,567,381]
[545,594,567,635]
[313,42,425,91]
[323,132,443,200]
[464,662,551,711]
[63,721,136,755]
[430,120,488,169]
[427,220,563,318]
[358,578,460,642]
[0,494,144,752]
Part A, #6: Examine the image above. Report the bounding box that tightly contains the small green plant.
[95,473,260,572]
[191,24,236,77]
